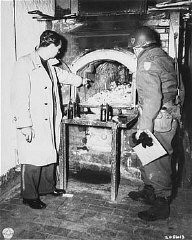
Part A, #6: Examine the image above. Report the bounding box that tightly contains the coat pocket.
[154,109,173,132]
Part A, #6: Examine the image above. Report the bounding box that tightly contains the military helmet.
[130,26,161,48]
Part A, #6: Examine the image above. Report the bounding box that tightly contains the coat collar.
[30,50,60,70]
[137,45,158,60]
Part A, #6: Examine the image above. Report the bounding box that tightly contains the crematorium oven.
[58,48,141,201]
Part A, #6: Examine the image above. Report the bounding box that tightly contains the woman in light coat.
[11,30,82,209]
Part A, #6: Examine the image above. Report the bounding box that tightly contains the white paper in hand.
[133,130,167,165]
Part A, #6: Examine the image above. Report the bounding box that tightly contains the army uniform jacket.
[11,50,82,166]
[136,46,177,132]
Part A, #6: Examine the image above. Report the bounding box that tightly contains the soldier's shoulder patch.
[143,62,151,71]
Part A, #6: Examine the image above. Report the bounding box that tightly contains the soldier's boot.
[138,197,170,221]
[128,185,156,205]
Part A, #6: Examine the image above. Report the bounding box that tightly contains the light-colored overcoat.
[11,51,82,166]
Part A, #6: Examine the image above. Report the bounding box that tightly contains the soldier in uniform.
[128,26,183,221]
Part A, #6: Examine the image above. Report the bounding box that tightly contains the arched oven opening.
[77,60,133,109]
[62,49,137,118]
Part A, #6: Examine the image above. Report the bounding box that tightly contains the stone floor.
[0,170,192,240]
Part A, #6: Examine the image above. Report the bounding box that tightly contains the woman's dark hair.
[39,30,62,47]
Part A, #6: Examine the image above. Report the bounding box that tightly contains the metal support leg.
[63,123,67,190]
[111,125,119,202]
[59,122,67,190]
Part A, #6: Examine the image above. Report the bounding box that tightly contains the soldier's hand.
[136,131,153,148]
[20,127,35,143]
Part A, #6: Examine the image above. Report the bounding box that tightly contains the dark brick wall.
[53,13,170,64]
[53,15,141,64]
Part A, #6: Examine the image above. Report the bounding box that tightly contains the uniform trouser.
[21,163,56,199]
[140,119,178,197]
